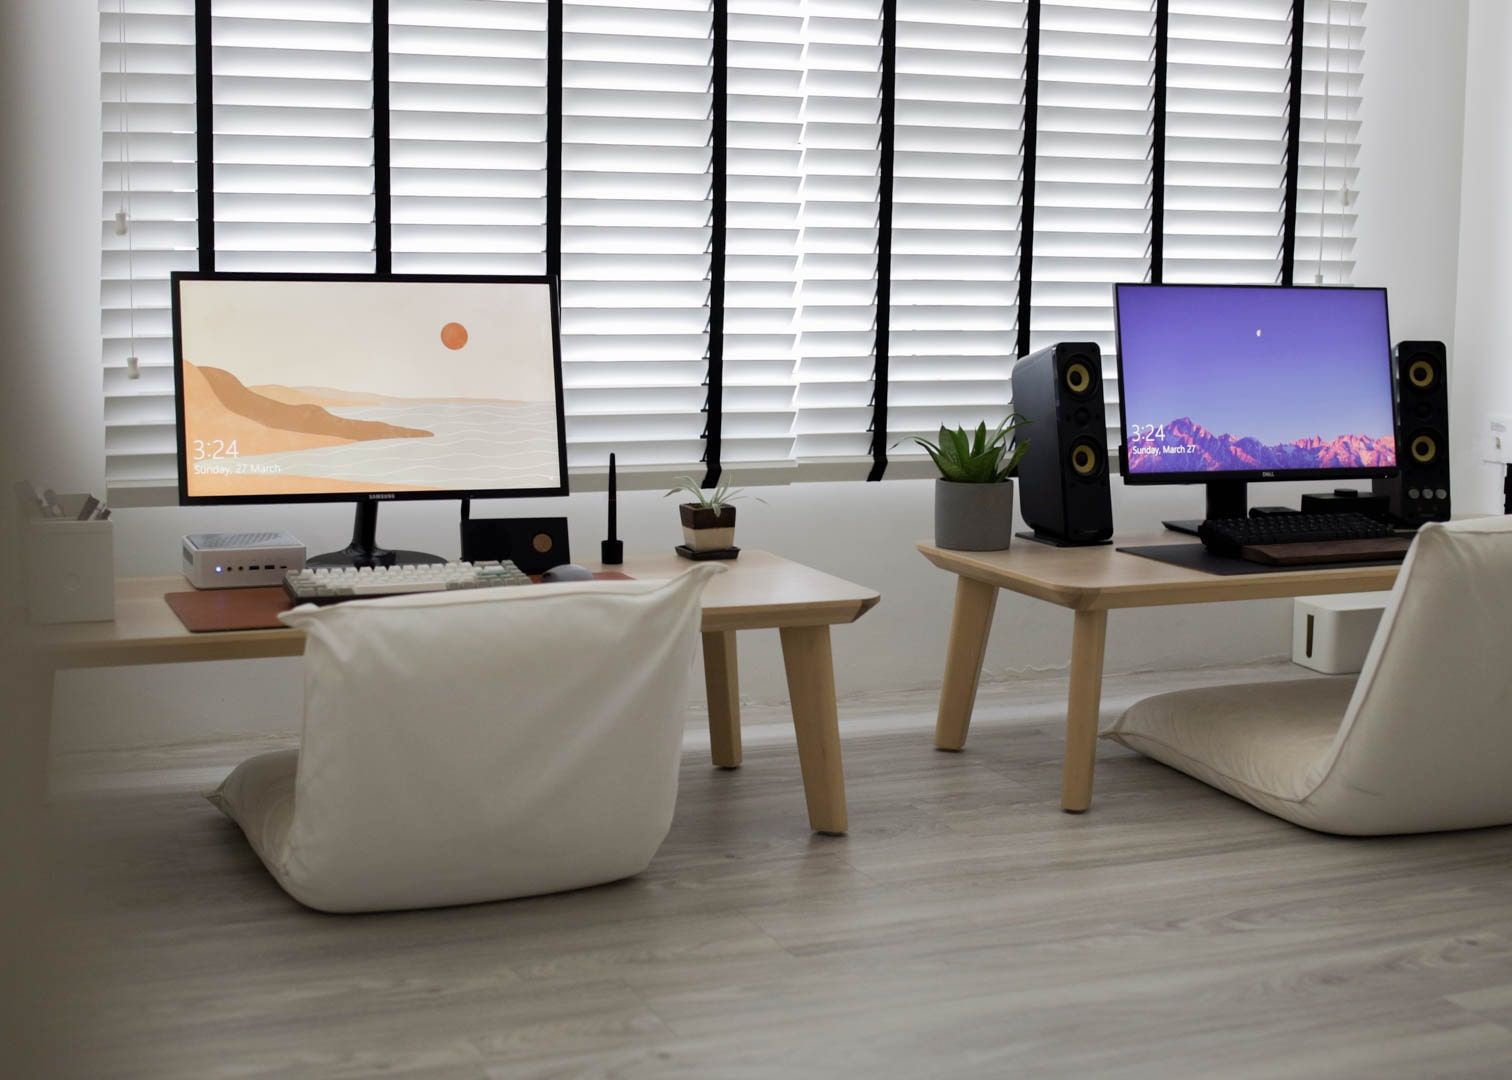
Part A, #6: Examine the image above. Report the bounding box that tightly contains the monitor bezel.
[1112,282,1400,485]
[171,271,570,506]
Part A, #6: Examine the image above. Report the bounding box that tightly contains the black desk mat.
[1118,542,1405,577]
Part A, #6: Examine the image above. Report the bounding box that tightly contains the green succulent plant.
[909,416,1030,483]
[664,474,763,512]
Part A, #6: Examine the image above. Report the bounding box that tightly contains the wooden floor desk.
[919,534,1402,813]
[28,550,880,835]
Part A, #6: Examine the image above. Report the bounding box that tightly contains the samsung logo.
[369,493,396,500]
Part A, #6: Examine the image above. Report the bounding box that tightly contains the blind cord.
[117,0,139,379]
[1316,0,1331,285]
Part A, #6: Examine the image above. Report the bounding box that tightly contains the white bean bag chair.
[209,566,722,912]
[1105,517,1512,835]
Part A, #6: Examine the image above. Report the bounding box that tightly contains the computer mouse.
[541,563,594,583]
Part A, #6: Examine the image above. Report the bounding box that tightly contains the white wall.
[11,1,1474,751]
[1452,0,1512,515]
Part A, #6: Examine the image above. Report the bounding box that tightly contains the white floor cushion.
[209,567,721,912]
[1105,518,1512,836]
[1104,678,1354,825]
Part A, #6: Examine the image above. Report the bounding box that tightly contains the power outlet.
[1486,414,1512,465]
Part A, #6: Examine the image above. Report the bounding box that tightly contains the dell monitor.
[1114,283,1398,532]
[172,273,567,566]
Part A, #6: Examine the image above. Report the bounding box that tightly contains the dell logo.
[1261,471,1276,478]
[369,493,396,500]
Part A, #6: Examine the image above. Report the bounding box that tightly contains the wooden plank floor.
[43,667,1512,1078]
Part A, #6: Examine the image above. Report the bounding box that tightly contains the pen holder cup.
[19,493,115,624]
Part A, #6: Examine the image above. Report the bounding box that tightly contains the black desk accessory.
[1119,543,1406,577]
[1300,488,1391,522]
[1015,531,1113,548]
[675,545,740,561]
[601,453,624,565]
[459,515,570,575]
[1250,506,1300,517]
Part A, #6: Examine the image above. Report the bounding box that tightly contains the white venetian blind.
[888,0,1029,456]
[724,0,804,464]
[210,0,375,272]
[559,0,714,470]
[793,0,882,462]
[389,0,549,275]
[1030,0,1156,433]
[1294,0,1360,285]
[101,0,199,490]
[1163,0,1291,284]
[100,0,1368,496]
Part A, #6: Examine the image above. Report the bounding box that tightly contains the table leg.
[934,575,1000,751]
[779,625,847,835]
[1061,609,1109,813]
[702,630,741,769]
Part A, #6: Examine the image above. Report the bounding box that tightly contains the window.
[1163,0,1293,285]
[888,0,1029,458]
[100,0,1363,500]
[1295,0,1360,285]
[389,0,550,276]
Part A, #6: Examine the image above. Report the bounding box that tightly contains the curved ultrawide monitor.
[172,273,567,504]
[1114,284,1398,484]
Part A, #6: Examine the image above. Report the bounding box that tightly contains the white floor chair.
[1105,517,1512,835]
[210,565,722,912]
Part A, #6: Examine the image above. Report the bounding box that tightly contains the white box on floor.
[19,492,115,624]
[1292,592,1392,675]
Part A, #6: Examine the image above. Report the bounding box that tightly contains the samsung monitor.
[172,273,567,565]
[1114,283,1398,528]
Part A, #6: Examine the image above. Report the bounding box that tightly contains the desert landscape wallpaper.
[176,280,562,498]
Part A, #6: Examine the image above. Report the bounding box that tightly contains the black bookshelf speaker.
[1011,342,1114,545]
[1373,340,1450,526]
[459,516,570,574]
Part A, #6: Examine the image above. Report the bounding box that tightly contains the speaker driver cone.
[1064,360,1096,397]
[1069,439,1102,478]
[1409,431,1439,465]
[1408,358,1436,389]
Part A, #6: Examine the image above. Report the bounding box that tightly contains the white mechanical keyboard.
[283,560,532,605]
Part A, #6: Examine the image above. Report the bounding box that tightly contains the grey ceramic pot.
[934,479,1015,551]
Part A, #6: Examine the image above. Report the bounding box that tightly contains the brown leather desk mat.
[165,572,637,633]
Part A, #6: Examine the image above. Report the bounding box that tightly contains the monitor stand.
[307,501,446,568]
[1163,480,1248,536]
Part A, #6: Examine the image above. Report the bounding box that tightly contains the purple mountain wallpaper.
[1117,285,1397,475]
[1126,417,1396,474]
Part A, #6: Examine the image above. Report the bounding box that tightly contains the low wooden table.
[28,550,879,835]
[919,535,1402,813]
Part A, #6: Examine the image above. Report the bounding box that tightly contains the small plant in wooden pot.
[666,476,760,559]
[912,416,1030,552]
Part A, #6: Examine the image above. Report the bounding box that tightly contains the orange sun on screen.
[440,322,469,350]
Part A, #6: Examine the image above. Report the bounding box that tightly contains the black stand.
[1505,466,1512,516]
[1163,479,1249,536]
[1015,530,1113,548]
[600,452,623,564]
[307,501,445,568]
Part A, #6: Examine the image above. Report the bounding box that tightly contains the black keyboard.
[1198,512,1394,558]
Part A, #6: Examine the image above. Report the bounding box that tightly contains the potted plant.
[912,416,1030,551]
[665,475,758,557]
